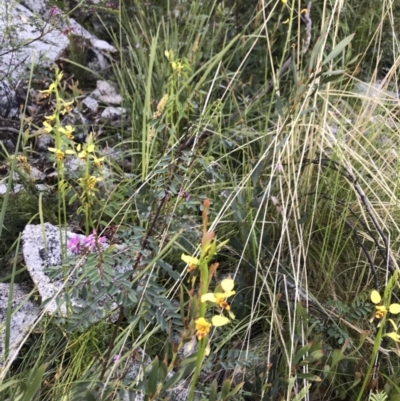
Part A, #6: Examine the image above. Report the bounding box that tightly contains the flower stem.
[188,337,207,401]
[356,321,385,401]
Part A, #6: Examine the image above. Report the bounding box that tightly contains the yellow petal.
[87,144,95,153]
[386,332,400,342]
[43,121,53,133]
[388,319,398,331]
[221,278,234,292]
[389,303,400,314]
[48,147,56,152]
[181,254,199,266]
[211,315,230,327]
[201,293,217,303]
[371,290,381,305]
[216,290,235,299]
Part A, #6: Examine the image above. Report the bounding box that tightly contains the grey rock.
[0,283,39,366]
[0,183,23,195]
[92,81,123,105]
[19,0,47,16]
[0,2,69,83]
[21,223,131,319]
[36,134,54,152]
[22,223,81,315]
[0,1,116,85]
[82,96,99,113]
[101,107,127,120]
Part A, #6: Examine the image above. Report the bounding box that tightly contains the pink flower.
[68,230,107,254]
[68,236,81,254]
[62,26,74,36]
[83,230,107,251]
[49,6,59,17]
[178,190,190,202]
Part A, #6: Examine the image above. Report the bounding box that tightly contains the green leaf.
[209,379,218,401]
[159,360,168,383]
[322,33,355,66]
[291,383,312,401]
[228,381,244,397]
[330,349,344,369]
[84,391,97,401]
[319,70,346,85]
[308,18,330,72]
[146,357,159,396]
[306,349,325,363]
[163,357,196,390]
[293,342,313,365]
[0,380,21,393]
[297,373,322,382]
[221,379,231,399]
[22,364,46,401]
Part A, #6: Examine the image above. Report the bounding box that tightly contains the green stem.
[188,254,210,400]
[356,321,385,401]
[188,337,207,401]
[199,260,209,318]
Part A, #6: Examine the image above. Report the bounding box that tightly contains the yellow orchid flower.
[386,319,400,342]
[48,148,65,161]
[195,317,211,340]
[61,100,74,115]
[48,147,74,161]
[44,114,56,122]
[202,278,236,319]
[58,125,75,140]
[181,254,200,271]
[43,121,54,133]
[370,290,400,324]
[194,315,231,340]
[77,143,95,159]
[92,155,105,168]
[201,278,235,308]
[87,175,101,190]
[78,176,102,196]
[40,82,57,97]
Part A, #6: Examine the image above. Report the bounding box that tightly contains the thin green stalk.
[356,322,385,401]
[4,235,21,360]
[188,337,208,401]
[142,29,159,180]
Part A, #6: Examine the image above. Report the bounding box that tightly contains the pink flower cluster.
[49,6,60,17]
[68,230,107,254]
[105,1,119,9]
